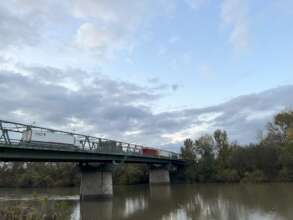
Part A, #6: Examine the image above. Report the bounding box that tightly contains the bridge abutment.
[149,165,170,184]
[80,163,113,200]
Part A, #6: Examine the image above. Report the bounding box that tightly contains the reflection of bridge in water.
[79,184,293,220]
[0,120,184,199]
[1,184,292,219]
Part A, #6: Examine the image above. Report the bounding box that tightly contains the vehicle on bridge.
[141,147,179,159]
[21,129,79,151]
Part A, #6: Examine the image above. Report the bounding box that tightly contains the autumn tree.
[214,129,231,169]
[194,135,216,182]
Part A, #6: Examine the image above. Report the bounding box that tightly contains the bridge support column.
[80,163,113,200]
[149,165,170,184]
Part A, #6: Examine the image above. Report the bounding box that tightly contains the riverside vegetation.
[0,111,293,187]
[0,196,73,220]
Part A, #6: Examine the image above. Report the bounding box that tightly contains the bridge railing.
[0,120,181,160]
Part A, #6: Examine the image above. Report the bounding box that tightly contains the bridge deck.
[0,143,184,165]
[0,120,184,165]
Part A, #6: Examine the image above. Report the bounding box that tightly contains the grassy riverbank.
[0,197,72,220]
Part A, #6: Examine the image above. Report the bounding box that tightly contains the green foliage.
[0,162,80,188]
[214,129,231,170]
[180,110,293,183]
[181,139,195,161]
[194,135,214,159]
[279,143,293,181]
[113,164,148,185]
[180,139,197,182]
[216,169,240,182]
[263,111,293,145]
[241,170,267,183]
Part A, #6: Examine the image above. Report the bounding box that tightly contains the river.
[1,183,293,220]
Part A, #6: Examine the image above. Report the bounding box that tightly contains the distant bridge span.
[0,120,184,199]
[0,120,183,165]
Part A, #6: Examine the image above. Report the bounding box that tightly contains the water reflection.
[122,196,147,217]
[78,184,293,220]
[1,184,293,220]
[80,200,112,220]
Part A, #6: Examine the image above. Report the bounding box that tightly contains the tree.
[194,135,216,182]
[214,129,231,169]
[181,139,195,161]
[288,128,293,143]
[194,135,214,159]
[180,139,197,182]
[263,111,293,145]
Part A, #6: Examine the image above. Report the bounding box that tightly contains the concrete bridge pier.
[149,165,170,184]
[79,163,113,200]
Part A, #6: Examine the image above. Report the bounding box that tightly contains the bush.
[216,169,241,182]
[279,168,293,181]
[241,170,267,183]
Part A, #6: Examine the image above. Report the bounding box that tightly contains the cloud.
[162,112,222,144]
[1,59,293,149]
[0,5,40,49]
[221,0,249,50]
[0,0,176,62]
[160,86,293,145]
[75,23,121,50]
[71,0,175,58]
[72,0,144,56]
[0,1,71,50]
[0,60,169,144]
[184,0,207,10]
[245,109,280,121]
[168,36,179,44]
[171,84,180,91]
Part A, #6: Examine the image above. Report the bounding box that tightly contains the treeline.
[0,163,80,188]
[180,111,293,183]
[0,111,293,187]
[0,162,148,188]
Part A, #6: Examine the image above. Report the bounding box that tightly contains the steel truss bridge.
[0,120,183,165]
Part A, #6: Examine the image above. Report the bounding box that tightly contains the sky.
[0,0,293,151]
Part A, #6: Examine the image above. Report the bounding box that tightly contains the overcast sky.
[1,0,293,151]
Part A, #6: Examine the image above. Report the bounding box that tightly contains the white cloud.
[65,117,95,134]
[245,110,275,121]
[0,0,177,63]
[198,112,223,122]
[75,23,119,50]
[162,121,213,144]
[169,36,179,44]
[221,0,249,50]
[71,0,160,57]
[244,108,283,121]
[1,60,293,147]
[184,0,207,10]
[72,0,119,23]
[162,112,223,143]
